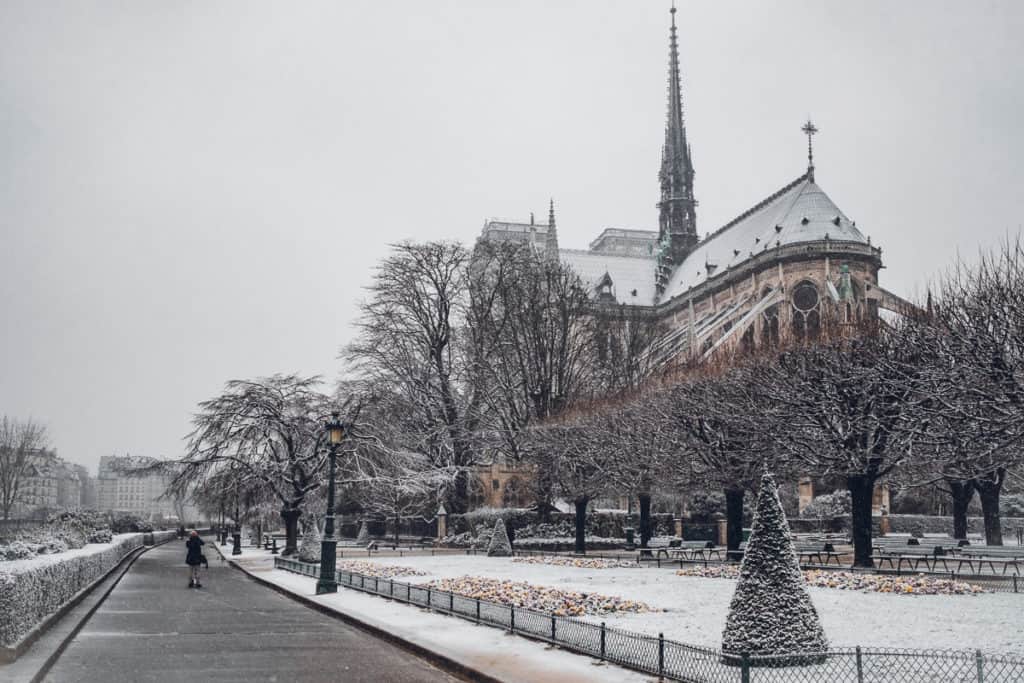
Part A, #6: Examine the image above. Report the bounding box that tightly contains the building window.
[791,281,821,341]
[492,479,500,491]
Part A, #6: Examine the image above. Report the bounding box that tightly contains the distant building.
[96,455,197,520]
[13,449,62,518]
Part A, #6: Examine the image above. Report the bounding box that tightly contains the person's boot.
[189,580,195,588]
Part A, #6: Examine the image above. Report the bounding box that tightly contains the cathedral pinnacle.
[656,2,698,299]
[545,198,559,261]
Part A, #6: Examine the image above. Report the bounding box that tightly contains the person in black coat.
[185,530,205,588]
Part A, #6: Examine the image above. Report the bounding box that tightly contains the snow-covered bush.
[109,514,153,534]
[0,533,143,647]
[800,490,851,519]
[87,528,114,544]
[0,541,35,561]
[298,518,321,563]
[355,521,370,546]
[487,518,512,557]
[722,472,828,659]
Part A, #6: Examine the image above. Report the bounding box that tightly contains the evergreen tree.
[298,517,321,563]
[722,472,828,659]
[356,521,370,546]
[487,517,512,557]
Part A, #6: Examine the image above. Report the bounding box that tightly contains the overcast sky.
[2,1,1022,472]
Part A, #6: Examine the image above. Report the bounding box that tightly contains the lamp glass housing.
[326,413,344,445]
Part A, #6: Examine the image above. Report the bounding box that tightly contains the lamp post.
[316,411,344,594]
[232,485,242,556]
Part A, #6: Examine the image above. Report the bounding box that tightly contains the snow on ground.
[353,553,1024,656]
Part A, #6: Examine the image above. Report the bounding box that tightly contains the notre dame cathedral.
[480,6,910,370]
[472,6,910,513]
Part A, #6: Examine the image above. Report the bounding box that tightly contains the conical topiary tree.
[298,517,321,563]
[355,521,370,546]
[721,472,828,661]
[487,517,512,557]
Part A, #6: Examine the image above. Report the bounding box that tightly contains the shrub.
[298,518,321,563]
[722,472,828,658]
[799,490,851,519]
[87,528,114,544]
[0,534,144,646]
[487,518,512,557]
[0,541,35,562]
[109,514,153,534]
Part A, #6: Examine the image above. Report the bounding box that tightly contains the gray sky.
[2,1,1022,472]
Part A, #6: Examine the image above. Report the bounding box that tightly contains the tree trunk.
[975,469,1006,546]
[574,497,589,555]
[280,508,302,556]
[449,469,470,514]
[847,474,876,568]
[394,516,400,548]
[948,479,974,540]
[725,487,745,560]
[638,493,653,548]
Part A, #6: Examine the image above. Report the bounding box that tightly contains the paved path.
[44,541,461,683]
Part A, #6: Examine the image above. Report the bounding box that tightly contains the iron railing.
[274,556,1024,682]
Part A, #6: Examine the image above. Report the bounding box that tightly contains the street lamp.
[316,411,344,594]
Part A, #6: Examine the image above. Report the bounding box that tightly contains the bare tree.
[908,242,1024,543]
[655,366,777,558]
[526,415,614,554]
[601,397,676,549]
[346,241,478,512]
[467,240,600,509]
[753,327,924,567]
[171,374,339,555]
[352,449,452,547]
[0,416,49,520]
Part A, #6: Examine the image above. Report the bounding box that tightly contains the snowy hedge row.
[0,533,144,647]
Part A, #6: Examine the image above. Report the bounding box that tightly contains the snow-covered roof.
[662,174,868,299]
[559,248,658,305]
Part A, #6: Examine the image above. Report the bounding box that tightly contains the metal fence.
[274,556,1024,682]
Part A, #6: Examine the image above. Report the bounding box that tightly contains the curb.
[214,544,504,683]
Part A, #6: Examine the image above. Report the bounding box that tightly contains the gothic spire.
[656,2,698,299]
[545,198,559,261]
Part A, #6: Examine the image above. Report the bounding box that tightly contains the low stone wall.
[0,533,144,648]
[885,514,1024,536]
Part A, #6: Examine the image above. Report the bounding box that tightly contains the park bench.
[653,540,723,561]
[640,537,680,558]
[795,542,843,566]
[953,547,1024,575]
[873,544,957,572]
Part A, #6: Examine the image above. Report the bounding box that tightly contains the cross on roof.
[802,119,818,179]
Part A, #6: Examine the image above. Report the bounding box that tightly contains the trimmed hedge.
[0,533,144,647]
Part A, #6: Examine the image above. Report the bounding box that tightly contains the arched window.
[502,477,529,508]
[467,476,487,510]
[791,280,821,341]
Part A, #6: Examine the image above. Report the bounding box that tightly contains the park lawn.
[354,554,1024,656]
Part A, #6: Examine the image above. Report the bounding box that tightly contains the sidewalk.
[219,544,656,683]
[42,540,460,683]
